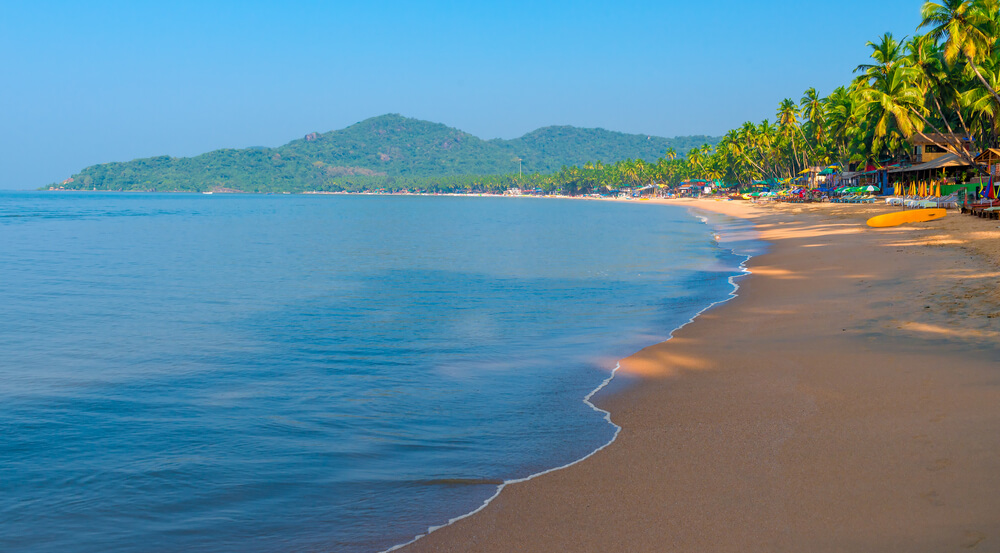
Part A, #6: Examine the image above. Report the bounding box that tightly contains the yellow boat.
[866,208,947,228]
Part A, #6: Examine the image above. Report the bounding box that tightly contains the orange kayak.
[867,208,947,228]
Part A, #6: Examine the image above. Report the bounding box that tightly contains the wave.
[381,207,756,553]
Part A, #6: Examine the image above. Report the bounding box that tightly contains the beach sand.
[399,199,1000,553]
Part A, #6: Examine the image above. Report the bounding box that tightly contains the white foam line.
[380,209,755,553]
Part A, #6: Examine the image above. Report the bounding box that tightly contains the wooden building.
[908,133,971,163]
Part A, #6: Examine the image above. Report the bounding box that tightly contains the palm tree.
[855,63,928,159]
[961,50,1000,146]
[686,148,704,178]
[920,0,1000,104]
[777,98,806,174]
[801,87,826,146]
[905,33,981,155]
[855,32,907,79]
[824,86,863,166]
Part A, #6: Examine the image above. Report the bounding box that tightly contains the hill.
[55,114,720,192]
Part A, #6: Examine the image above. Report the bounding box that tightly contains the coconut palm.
[903,35,964,150]
[961,50,1000,145]
[777,98,808,174]
[855,63,928,159]
[801,87,826,147]
[824,86,864,166]
[855,32,907,80]
[920,0,1000,104]
[686,148,704,178]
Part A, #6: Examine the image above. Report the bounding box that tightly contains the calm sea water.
[0,192,758,552]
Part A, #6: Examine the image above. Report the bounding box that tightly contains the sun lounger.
[962,200,1000,215]
[904,195,936,208]
[978,206,1000,219]
[911,194,959,209]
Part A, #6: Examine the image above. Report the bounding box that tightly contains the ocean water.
[0,192,759,552]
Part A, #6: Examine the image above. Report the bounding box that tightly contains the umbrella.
[866,185,877,192]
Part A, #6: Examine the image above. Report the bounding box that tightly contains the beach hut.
[633,184,657,197]
[887,152,977,197]
[908,133,972,164]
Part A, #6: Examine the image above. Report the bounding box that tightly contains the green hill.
[55,114,720,192]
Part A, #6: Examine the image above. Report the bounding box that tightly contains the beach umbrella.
[866,185,877,193]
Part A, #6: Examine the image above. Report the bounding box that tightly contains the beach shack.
[887,153,977,196]
[633,184,657,197]
[885,133,978,196]
[677,179,709,197]
[909,133,971,164]
[837,168,889,194]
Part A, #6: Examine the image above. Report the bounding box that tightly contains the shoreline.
[383,203,760,552]
[397,198,1000,552]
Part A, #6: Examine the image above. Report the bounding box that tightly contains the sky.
[1,0,927,189]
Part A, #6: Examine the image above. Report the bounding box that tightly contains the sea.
[0,192,763,552]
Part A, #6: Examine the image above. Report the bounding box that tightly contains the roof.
[840,170,881,177]
[908,132,970,147]
[973,148,1000,165]
[887,152,972,174]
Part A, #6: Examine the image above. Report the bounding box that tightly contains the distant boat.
[203,191,213,195]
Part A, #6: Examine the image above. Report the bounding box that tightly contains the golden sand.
[399,199,1000,553]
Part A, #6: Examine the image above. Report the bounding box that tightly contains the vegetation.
[53,114,719,193]
[544,0,1000,195]
[60,1,1000,197]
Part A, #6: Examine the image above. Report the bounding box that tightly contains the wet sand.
[399,199,1000,553]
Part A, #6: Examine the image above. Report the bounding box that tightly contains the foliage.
[551,0,1000,192]
[53,114,720,192]
[59,1,1000,196]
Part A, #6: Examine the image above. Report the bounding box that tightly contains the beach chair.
[903,196,934,208]
[963,199,1000,215]
[924,194,959,209]
[982,207,1000,219]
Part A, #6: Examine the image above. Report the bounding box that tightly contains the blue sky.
[1,0,925,189]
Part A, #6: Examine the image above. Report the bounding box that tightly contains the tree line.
[546,0,1000,195]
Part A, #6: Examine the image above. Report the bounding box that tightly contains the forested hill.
[55,114,720,192]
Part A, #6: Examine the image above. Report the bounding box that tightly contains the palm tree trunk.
[947,94,973,140]
[968,55,1000,106]
[992,114,998,149]
[907,107,980,169]
[929,93,958,137]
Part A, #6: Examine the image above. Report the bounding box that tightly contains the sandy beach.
[399,199,1000,552]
